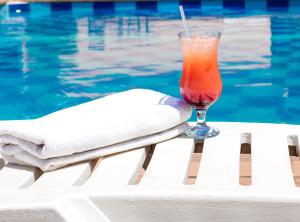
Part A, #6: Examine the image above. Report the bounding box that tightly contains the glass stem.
[196,109,207,126]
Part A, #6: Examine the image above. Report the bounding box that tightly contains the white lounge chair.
[0,122,299,222]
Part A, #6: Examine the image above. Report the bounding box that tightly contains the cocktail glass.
[179,30,222,140]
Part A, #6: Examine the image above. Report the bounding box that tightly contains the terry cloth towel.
[0,89,191,171]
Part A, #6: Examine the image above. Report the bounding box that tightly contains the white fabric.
[0,89,191,171]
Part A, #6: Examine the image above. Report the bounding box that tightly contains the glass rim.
[178,29,221,39]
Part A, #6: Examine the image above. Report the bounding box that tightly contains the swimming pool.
[0,2,300,124]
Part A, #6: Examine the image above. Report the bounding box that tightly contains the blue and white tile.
[73,2,93,16]
[0,4,8,19]
[136,1,158,11]
[93,2,115,11]
[202,0,223,10]
[115,2,136,13]
[289,0,300,12]
[223,0,245,9]
[179,0,201,10]
[245,0,266,11]
[51,2,72,12]
[266,0,289,10]
[8,2,30,15]
[30,3,51,17]
[158,1,179,13]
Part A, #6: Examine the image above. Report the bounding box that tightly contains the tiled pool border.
[0,0,300,16]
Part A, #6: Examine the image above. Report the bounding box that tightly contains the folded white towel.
[0,89,191,171]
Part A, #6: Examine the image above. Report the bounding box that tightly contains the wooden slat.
[31,162,92,188]
[139,138,194,186]
[196,130,241,188]
[0,164,40,189]
[85,148,146,187]
[185,151,202,185]
[0,157,4,170]
[240,153,251,185]
[251,132,295,189]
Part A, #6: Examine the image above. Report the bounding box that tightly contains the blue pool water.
[0,6,300,124]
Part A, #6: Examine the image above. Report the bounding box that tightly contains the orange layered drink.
[179,30,222,139]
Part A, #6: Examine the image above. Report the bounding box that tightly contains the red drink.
[180,35,222,109]
[178,30,222,140]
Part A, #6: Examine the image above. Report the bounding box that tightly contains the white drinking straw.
[179,5,190,37]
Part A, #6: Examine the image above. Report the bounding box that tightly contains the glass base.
[184,123,219,140]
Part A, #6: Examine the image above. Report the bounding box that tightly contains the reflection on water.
[88,18,105,51]
[0,10,300,124]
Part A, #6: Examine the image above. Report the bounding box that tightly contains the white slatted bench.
[0,122,300,222]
